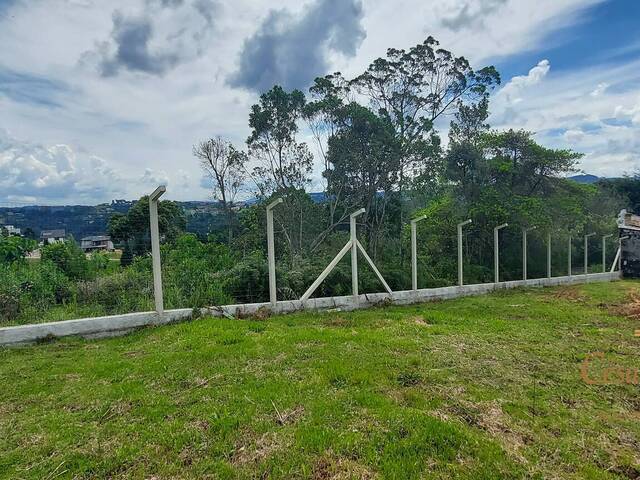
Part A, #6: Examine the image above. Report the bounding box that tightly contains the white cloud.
[590,82,608,97]
[490,58,640,177]
[614,97,640,125]
[139,168,170,187]
[0,0,630,204]
[563,128,584,143]
[496,59,550,105]
[0,128,125,204]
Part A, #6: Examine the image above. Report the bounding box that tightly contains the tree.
[193,136,247,244]
[350,37,500,193]
[108,196,186,256]
[305,73,358,234]
[41,239,89,280]
[598,174,640,213]
[246,85,312,194]
[0,235,36,264]
[325,103,401,256]
[445,97,491,202]
[449,97,490,146]
[245,85,318,264]
[23,227,37,240]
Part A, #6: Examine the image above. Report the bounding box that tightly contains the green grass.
[1,281,639,479]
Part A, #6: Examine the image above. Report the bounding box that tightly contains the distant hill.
[0,180,607,241]
[0,200,225,241]
[568,174,600,184]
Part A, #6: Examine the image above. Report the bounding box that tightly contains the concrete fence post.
[411,215,427,290]
[266,197,283,306]
[457,219,472,286]
[149,185,166,315]
[494,223,508,284]
[350,208,366,299]
[584,233,595,275]
[300,207,389,303]
[547,232,552,279]
[602,234,613,273]
[522,226,536,280]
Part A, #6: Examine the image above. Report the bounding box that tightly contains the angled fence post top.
[350,208,366,219]
[494,223,509,231]
[458,219,472,228]
[149,185,166,316]
[523,226,537,232]
[149,185,166,202]
[411,215,427,225]
[267,197,284,211]
[585,232,596,238]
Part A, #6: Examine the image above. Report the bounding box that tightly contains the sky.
[1,0,639,205]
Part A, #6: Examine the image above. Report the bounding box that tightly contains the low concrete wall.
[0,271,620,346]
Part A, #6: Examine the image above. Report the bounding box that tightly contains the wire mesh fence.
[0,194,622,327]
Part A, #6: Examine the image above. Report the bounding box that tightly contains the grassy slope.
[0,282,639,479]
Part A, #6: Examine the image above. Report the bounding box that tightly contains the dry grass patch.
[313,455,378,480]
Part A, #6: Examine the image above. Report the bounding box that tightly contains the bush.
[162,234,233,308]
[0,235,36,263]
[222,251,269,303]
[77,269,153,314]
[0,261,75,323]
[41,240,90,280]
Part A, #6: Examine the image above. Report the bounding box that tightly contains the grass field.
[1,281,639,479]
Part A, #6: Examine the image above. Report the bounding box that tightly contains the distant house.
[1,225,21,236]
[40,229,66,245]
[80,235,114,253]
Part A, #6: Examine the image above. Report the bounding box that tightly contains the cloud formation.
[229,0,366,93]
[490,58,640,177]
[441,0,508,32]
[0,129,125,204]
[497,59,550,105]
[90,0,218,77]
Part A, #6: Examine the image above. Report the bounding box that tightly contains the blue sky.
[495,0,640,79]
[0,0,639,205]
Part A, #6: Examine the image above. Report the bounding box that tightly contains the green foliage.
[0,235,36,264]
[0,261,74,322]
[76,268,153,314]
[108,196,186,256]
[248,85,312,194]
[120,242,134,267]
[222,251,269,303]
[41,240,90,280]
[161,234,234,308]
[598,174,640,212]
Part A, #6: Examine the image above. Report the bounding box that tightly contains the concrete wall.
[0,271,621,346]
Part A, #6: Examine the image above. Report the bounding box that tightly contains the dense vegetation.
[1,281,639,478]
[0,35,636,325]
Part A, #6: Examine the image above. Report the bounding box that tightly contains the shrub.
[41,240,90,280]
[0,235,36,264]
[0,261,75,323]
[77,269,153,314]
[222,251,269,303]
[162,234,233,308]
